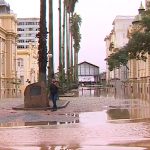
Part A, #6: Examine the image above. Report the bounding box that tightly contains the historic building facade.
[126,2,150,100]
[0,1,18,99]
[105,15,134,83]
[17,42,39,95]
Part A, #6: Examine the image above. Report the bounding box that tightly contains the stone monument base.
[24,82,49,108]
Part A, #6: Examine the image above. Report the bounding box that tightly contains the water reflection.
[77,87,111,98]
[77,85,150,102]
[2,145,149,150]
[0,119,79,128]
[5,146,80,150]
[107,109,130,120]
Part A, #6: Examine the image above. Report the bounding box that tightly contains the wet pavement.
[0,88,150,149]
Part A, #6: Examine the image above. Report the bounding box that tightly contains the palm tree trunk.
[70,12,73,82]
[76,52,78,83]
[48,0,54,81]
[38,0,47,84]
[66,10,69,86]
[68,13,71,88]
[61,0,66,92]
[62,0,65,69]
[74,48,76,82]
[58,0,62,88]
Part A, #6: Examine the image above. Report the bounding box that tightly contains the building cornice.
[0,25,7,34]
[7,30,17,36]
[17,17,40,20]
[0,14,18,23]
[17,50,30,55]
[104,35,110,41]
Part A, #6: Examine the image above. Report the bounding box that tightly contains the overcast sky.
[7,0,145,72]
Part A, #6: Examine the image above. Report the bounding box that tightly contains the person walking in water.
[50,78,60,111]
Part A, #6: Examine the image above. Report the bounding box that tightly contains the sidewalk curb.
[12,100,70,111]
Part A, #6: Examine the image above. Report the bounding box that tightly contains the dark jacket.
[50,82,58,95]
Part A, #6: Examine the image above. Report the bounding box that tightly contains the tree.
[70,13,82,83]
[48,0,54,79]
[107,9,150,71]
[107,48,129,71]
[65,0,78,87]
[58,0,63,92]
[127,9,150,60]
[37,0,47,84]
[62,0,66,69]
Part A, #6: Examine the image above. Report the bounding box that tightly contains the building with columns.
[17,42,39,96]
[126,2,150,99]
[104,15,134,83]
[0,0,18,99]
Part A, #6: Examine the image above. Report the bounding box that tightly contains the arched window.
[18,58,24,67]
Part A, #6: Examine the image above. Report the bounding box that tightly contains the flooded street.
[0,88,150,150]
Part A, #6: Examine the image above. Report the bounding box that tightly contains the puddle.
[1,106,150,128]
[1,145,148,150]
[0,120,80,128]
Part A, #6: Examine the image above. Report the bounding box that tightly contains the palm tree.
[47,0,54,94]
[65,0,78,87]
[58,0,63,92]
[64,0,70,88]
[62,0,66,69]
[70,13,82,83]
[37,0,47,84]
[61,0,66,92]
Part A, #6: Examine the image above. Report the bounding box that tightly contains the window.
[29,28,33,31]
[18,40,24,43]
[18,59,24,67]
[2,81,4,88]
[20,76,24,85]
[2,54,5,75]
[17,45,25,49]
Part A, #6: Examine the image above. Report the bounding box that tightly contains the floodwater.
[1,87,150,150]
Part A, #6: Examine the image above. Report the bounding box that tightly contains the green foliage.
[107,8,150,71]
[70,13,82,53]
[107,49,129,71]
[65,0,78,13]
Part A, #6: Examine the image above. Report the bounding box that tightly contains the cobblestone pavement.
[0,97,148,123]
[0,97,150,149]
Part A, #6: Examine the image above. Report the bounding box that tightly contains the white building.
[105,16,134,82]
[17,18,40,49]
[78,61,99,83]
